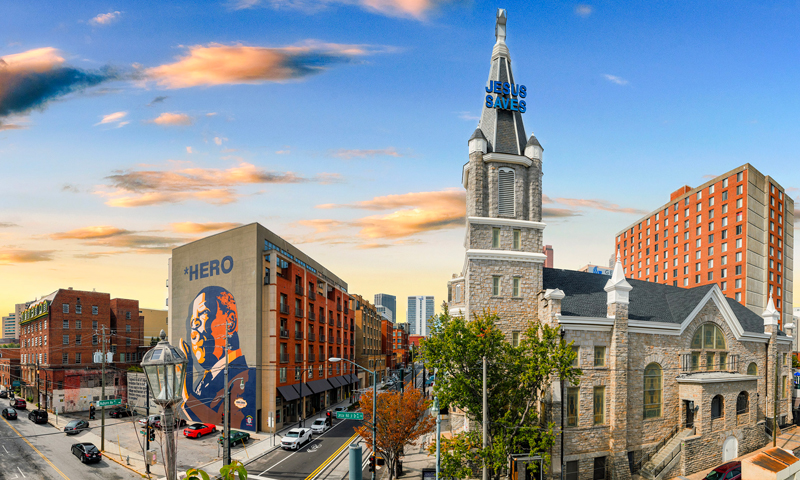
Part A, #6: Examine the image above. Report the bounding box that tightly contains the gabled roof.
[542,268,767,335]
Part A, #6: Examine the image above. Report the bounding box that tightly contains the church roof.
[543,268,768,335]
[477,9,528,156]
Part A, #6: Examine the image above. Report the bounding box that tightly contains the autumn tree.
[420,306,580,480]
[357,388,435,480]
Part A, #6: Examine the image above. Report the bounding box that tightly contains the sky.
[2,1,800,324]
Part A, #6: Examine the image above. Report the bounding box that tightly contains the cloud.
[275,149,290,154]
[543,194,646,215]
[457,111,480,121]
[0,123,26,131]
[330,148,403,160]
[89,11,122,25]
[0,222,19,228]
[603,74,628,86]
[170,222,242,233]
[99,161,340,207]
[213,136,227,146]
[144,42,384,88]
[0,47,118,122]
[74,250,129,259]
[0,249,55,265]
[50,226,132,240]
[147,96,167,106]
[317,189,464,211]
[150,112,193,126]
[229,0,449,19]
[186,146,193,154]
[62,184,80,193]
[543,208,582,218]
[575,4,592,17]
[94,110,127,126]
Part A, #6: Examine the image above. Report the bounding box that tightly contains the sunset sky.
[2,1,800,322]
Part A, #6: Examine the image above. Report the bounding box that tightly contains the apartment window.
[684,278,689,286]
[63,319,69,329]
[126,338,131,346]
[721,229,728,239]
[75,352,81,364]
[62,335,69,345]
[695,251,701,260]
[707,272,713,281]
[721,269,727,278]
[696,239,701,247]
[279,367,287,383]
[695,274,701,283]
[566,388,579,427]
[492,228,500,248]
[735,279,742,288]
[735,265,742,275]
[511,331,520,347]
[736,198,742,208]
[76,305,82,315]
[695,262,701,271]
[594,346,606,367]
[92,306,98,315]
[76,320,82,329]
[721,281,727,290]
[736,225,742,235]
[593,386,606,425]
[512,277,520,297]
[92,335,98,345]
[492,276,500,296]
[696,227,701,236]
[512,230,521,250]
[62,353,68,364]
[571,346,580,367]
[126,324,131,333]
[735,251,742,261]
[736,185,743,195]
[75,334,81,345]
[62,303,69,313]
[125,311,131,320]
[722,242,728,252]
[723,178,729,188]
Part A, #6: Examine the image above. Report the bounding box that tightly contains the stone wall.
[682,424,768,475]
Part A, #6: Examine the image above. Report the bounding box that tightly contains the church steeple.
[477,8,528,156]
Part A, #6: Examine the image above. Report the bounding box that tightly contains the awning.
[306,379,334,394]
[348,373,359,385]
[328,376,343,388]
[278,385,300,402]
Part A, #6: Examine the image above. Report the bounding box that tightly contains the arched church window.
[747,363,757,375]
[643,363,662,419]
[690,323,728,371]
[711,395,724,419]
[498,167,515,216]
[691,323,726,350]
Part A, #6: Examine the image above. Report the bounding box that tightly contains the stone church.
[447,10,793,480]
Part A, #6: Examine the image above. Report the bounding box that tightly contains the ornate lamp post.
[141,330,187,480]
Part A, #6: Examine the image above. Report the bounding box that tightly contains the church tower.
[448,9,546,336]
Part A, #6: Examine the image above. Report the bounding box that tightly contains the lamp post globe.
[141,330,188,480]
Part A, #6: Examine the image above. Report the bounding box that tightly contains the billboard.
[171,228,259,432]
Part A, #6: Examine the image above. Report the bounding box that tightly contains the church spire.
[477,8,528,156]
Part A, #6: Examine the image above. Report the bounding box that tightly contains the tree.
[150,336,159,347]
[185,460,247,479]
[357,388,435,480]
[420,306,580,480]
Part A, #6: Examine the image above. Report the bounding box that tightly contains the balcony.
[295,331,303,340]
[309,312,316,322]
[319,334,326,343]
[344,306,349,315]
[309,291,317,301]
[308,332,316,342]
[280,304,290,315]
[295,354,303,363]
[295,307,304,318]
[350,324,355,332]
[280,330,289,339]
[350,339,354,346]
[337,304,343,312]
[280,354,289,364]
[337,320,342,328]
[308,353,315,362]
[328,318,334,326]
[337,338,342,345]
[295,284,303,295]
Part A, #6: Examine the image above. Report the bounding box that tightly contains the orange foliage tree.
[357,388,435,480]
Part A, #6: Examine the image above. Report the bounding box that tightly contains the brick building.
[352,294,384,385]
[0,347,20,392]
[393,323,409,367]
[381,318,395,372]
[615,164,794,328]
[168,224,356,433]
[445,10,792,480]
[17,288,143,411]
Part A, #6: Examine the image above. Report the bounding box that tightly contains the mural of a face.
[188,287,237,369]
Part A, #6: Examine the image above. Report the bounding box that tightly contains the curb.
[102,449,152,478]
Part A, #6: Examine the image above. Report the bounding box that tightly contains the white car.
[311,418,329,434]
[334,407,347,413]
[281,428,312,450]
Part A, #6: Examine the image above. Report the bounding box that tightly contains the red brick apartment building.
[381,319,395,371]
[17,288,143,411]
[615,164,794,327]
[393,324,409,367]
[0,347,20,392]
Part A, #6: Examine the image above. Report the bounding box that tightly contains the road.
[0,410,138,480]
[246,418,361,480]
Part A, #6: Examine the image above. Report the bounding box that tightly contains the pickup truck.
[281,428,312,450]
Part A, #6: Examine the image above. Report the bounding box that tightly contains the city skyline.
[3,1,800,324]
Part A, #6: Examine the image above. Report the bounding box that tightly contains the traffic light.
[148,427,155,442]
[369,455,376,472]
[326,410,332,426]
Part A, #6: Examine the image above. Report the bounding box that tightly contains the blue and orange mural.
[179,286,257,431]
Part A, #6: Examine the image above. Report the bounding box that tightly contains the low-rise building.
[0,347,20,392]
[393,324,409,367]
[353,294,383,384]
[139,308,167,346]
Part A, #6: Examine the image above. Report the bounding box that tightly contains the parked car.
[108,406,133,418]
[154,416,186,429]
[28,409,48,424]
[138,414,160,428]
[64,419,89,435]
[281,428,312,450]
[0,390,7,398]
[11,398,26,410]
[2,407,17,420]
[71,442,102,464]
[183,423,217,438]
[703,461,741,480]
[333,406,347,414]
[311,418,329,434]
[219,430,251,447]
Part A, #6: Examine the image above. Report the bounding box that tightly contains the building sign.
[184,255,234,281]
[20,300,50,324]
[485,81,527,113]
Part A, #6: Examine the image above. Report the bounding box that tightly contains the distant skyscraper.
[376,305,393,322]
[374,294,396,323]
[407,296,435,336]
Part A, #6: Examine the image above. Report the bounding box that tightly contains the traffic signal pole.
[101,325,106,452]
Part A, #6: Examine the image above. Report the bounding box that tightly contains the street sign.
[337,411,364,420]
[97,398,121,407]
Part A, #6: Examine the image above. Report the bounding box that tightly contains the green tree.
[420,306,580,480]
[185,460,248,480]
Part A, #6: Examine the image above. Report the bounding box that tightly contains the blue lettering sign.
[200,261,209,279]
[483,82,527,113]
[185,256,234,281]
[221,256,234,274]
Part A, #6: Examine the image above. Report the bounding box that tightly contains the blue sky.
[1,0,799,322]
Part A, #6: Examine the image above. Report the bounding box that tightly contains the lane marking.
[1,417,70,480]
[18,466,26,478]
[304,431,360,480]
[3,444,8,453]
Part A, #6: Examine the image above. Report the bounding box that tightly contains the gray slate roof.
[542,268,767,335]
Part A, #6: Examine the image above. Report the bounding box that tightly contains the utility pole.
[435,396,441,480]
[482,356,488,480]
[145,382,150,476]
[223,313,231,466]
[774,351,779,447]
[36,356,39,409]
[101,325,107,452]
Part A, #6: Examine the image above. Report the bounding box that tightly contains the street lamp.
[141,330,187,480]
[330,356,377,480]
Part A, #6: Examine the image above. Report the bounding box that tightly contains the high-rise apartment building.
[374,294,396,323]
[615,164,794,327]
[1,314,17,341]
[406,296,435,336]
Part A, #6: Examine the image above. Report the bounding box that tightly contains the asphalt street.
[0,409,138,480]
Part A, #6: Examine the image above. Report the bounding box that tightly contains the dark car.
[71,442,102,464]
[2,408,17,420]
[0,390,7,398]
[108,407,133,418]
[703,461,741,480]
[11,399,26,410]
[219,430,250,447]
[64,419,89,435]
[28,409,48,424]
